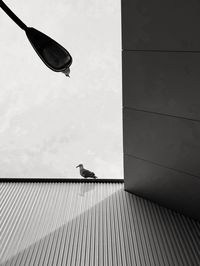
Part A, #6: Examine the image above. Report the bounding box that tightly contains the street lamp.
[0,0,72,77]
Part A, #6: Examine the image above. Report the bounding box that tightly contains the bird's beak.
[76,165,79,168]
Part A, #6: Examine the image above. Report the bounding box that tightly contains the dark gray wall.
[122,0,200,220]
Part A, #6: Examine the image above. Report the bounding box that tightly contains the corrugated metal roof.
[0,182,200,265]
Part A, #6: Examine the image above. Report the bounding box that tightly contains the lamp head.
[25,27,72,77]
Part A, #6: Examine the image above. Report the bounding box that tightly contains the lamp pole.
[0,0,27,30]
[0,0,72,77]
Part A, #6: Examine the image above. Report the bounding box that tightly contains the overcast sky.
[0,0,122,178]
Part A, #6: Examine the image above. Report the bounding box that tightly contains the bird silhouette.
[76,164,98,179]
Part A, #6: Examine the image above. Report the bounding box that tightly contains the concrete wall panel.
[124,155,200,220]
[122,0,200,50]
[123,51,200,120]
[122,0,200,220]
[123,108,200,177]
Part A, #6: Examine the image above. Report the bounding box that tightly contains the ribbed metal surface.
[0,182,200,265]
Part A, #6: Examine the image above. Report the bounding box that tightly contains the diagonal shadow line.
[0,187,123,265]
[1,188,200,266]
[0,182,121,260]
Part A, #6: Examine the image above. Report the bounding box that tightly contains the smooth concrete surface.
[122,0,200,50]
[123,52,200,120]
[124,155,200,220]
[122,0,200,220]
[123,108,200,177]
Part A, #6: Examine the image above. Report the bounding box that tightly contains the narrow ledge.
[0,178,124,183]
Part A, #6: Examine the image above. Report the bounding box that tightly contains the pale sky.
[0,0,122,178]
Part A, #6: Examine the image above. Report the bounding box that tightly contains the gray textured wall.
[122,0,200,220]
[1,182,200,265]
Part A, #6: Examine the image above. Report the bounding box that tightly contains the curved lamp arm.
[0,0,27,30]
[0,0,72,77]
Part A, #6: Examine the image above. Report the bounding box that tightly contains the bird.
[76,164,98,179]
